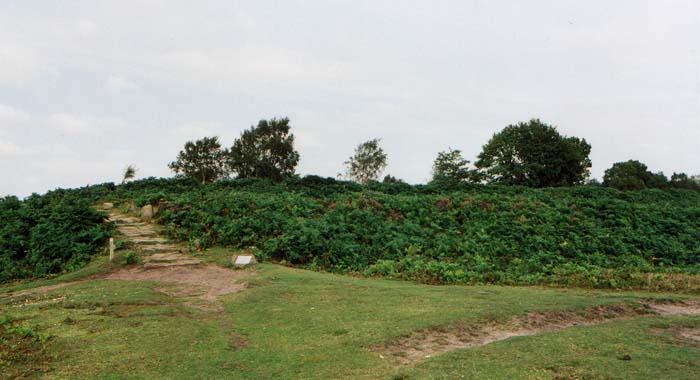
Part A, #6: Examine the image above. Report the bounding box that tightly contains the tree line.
[163,117,699,191]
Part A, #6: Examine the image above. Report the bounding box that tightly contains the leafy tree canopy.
[343,139,388,184]
[227,117,300,181]
[168,136,228,184]
[431,148,473,185]
[604,162,699,191]
[670,172,700,190]
[474,119,592,187]
[382,175,405,184]
[603,160,655,190]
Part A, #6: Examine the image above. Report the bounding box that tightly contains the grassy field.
[1,257,699,380]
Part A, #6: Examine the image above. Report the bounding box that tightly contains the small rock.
[619,354,632,361]
[141,205,154,221]
[102,202,114,210]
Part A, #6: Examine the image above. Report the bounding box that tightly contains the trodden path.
[4,206,250,310]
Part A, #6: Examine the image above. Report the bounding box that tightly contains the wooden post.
[109,238,115,262]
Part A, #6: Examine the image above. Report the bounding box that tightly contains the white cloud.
[294,129,320,149]
[48,113,130,134]
[46,158,118,171]
[0,45,45,85]
[161,47,350,88]
[0,141,20,156]
[175,122,219,140]
[0,104,29,124]
[106,75,138,93]
[49,113,90,133]
[76,19,98,36]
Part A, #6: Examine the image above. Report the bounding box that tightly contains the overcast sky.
[1,1,698,197]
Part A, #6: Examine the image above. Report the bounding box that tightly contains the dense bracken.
[152,180,700,288]
[0,191,111,282]
[2,176,699,288]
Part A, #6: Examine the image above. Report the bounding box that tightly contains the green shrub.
[124,251,137,265]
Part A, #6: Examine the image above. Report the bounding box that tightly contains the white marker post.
[109,238,115,262]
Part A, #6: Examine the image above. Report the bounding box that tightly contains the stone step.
[120,232,157,238]
[129,237,169,244]
[143,260,201,270]
[143,253,193,262]
[117,222,147,227]
[129,238,168,244]
[117,227,157,236]
[114,218,142,224]
[140,244,178,252]
[108,214,137,220]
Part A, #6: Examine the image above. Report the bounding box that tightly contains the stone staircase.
[106,208,201,270]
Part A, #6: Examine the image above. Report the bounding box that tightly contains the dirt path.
[373,299,700,365]
[3,207,250,310]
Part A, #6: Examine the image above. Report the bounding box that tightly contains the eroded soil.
[373,299,700,365]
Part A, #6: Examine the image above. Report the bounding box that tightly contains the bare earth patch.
[676,328,700,343]
[373,299,700,365]
[643,298,700,315]
[105,264,249,309]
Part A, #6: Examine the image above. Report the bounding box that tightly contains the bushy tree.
[168,136,228,184]
[474,119,592,187]
[603,160,655,190]
[227,118,300,181]
[343,139,388,184]
[431,149,473,185]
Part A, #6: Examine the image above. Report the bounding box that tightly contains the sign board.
[232,254,257,266]
[235,255,252,265]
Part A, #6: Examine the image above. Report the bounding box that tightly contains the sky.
[1,0,698,197]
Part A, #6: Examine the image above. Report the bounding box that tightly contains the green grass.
[0,255,115,294]
[1,261,699,380]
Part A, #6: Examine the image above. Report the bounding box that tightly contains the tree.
[343,139,388,184]
[431,148,473,185]
[474,119,592,187]
[382,175,405,184]
[647,172,669,189]
[122,165,137,184]
[602,160,654,190]
[227,118,300,181]
[668,172,700,190]
[168,136,228,184]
